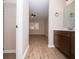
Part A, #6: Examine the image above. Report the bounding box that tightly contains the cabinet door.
[71,32,75,59]
[57,35,70,57]
[54,31,71,57]
[54,33,59,48]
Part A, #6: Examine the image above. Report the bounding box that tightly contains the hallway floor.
[28,35,67,59]
[3,35,67,59]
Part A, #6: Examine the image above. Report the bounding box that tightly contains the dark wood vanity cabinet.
[54,30,75,59]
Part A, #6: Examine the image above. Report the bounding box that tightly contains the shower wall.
[29,0,48,35]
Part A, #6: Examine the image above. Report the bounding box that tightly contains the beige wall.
[4,3,16,50]
[29,0,48,35]
[4,0,16,3]
[29,20,45,35]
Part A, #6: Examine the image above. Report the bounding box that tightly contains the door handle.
[16,25,18,28]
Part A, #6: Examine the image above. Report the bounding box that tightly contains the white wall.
[4,2,16,52]
[48,0,66,47]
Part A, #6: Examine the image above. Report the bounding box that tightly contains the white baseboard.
[23,45,29,59]
[3,50,16,53]
[48,44,55,48]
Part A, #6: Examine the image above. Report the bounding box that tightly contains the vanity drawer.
[54,31,72,37]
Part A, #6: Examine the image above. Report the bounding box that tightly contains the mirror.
[63,1,75,30]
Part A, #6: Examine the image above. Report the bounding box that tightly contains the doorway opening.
[28,0,68,59]
[29,0,49,58]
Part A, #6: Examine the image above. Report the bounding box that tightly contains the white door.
[16,0,29,59]
[16,0,23,59]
